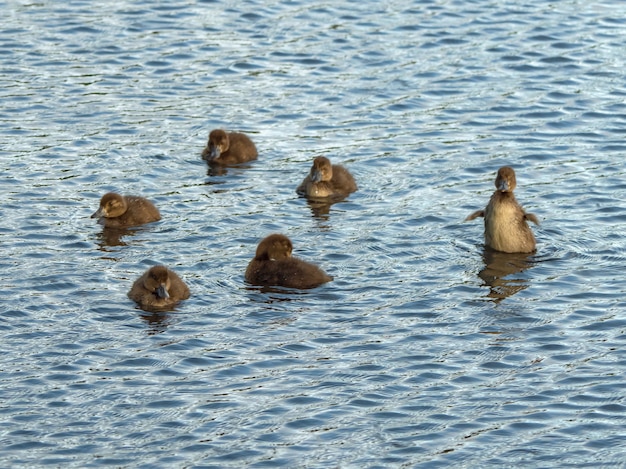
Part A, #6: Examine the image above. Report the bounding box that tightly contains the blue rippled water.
[1,0,626,467]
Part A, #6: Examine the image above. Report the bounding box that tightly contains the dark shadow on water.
[478,249,536,303]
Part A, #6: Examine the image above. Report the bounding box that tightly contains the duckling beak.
[208,146,221,161]
[156,285,170,299]
[311,169,322,183]
[90,207,104,219]
[497,180,509,192]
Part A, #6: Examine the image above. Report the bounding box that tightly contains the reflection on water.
[206,162,255,177]
[95,226,138,248]
[245,284,312,297]
[206,164,229,177]
[139,310,173,335]
[304,197,334,219]
[478,249,535,303]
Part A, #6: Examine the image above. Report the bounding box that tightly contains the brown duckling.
[201,129,258,165]
[128,265,190,311]
[91,192,161,229]
[466,166,539,253]
[245,234,333,289]
[296,156,357,199]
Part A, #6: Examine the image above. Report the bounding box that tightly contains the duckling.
[245,234,333,289]
[201,129,258,165]
[128,265,190,311]
[466,166,539,253]
[296,156,357,199]
[91,192,161,228]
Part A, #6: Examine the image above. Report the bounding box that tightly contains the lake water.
[2,0,626,467]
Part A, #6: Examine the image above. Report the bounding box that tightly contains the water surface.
[1,0,626,467]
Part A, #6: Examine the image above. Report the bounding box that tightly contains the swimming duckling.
[128,265,190,311]
[201,129,258,165]
[91,192,161,228]
[245,234,333,289]
[466,166,539,253]
[296,156,357,199]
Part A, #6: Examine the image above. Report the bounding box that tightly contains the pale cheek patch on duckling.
[91,200,122,219]
[105,200,125,217]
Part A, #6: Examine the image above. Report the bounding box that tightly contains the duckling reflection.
[478,249,535,302]
[305,198,333,220]
[139,311,173,335]
[296,156,357,201]
[201,129,258,166]
[206,164,229,177]
[95,226,137,248]
[466,166,539,253]
[91,192,161,229]
[245,234,333,289]
[205,161,256,178]
[128,265,190,312]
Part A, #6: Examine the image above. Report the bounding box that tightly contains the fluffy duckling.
[91,192,161,228]
[201,129,258,165]
[466,166,539,253]
[296,156,357,199]
[128,265,190,311]
[245,234,333,289]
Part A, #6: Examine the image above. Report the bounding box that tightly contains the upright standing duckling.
[128,265,190,311]
[466,166,539,253]
[201,129,258,165]
[296,156,357,199]
[91,192,161,228]
[245,234,333,289]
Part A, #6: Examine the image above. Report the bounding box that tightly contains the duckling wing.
[524,212,539,225]
[465,210,485,221]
